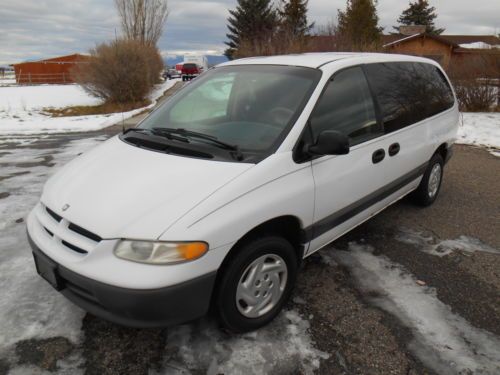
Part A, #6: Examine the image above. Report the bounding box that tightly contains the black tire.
[411,153,444,206]
[214,235,298,333]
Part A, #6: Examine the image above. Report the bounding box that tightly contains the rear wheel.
[215,235,298,333]
[411,153,444,206]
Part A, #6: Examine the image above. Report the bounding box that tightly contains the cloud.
[0,0,498,65]
[0,0,117,63]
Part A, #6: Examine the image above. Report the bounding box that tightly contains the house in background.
[308,26,499,78]
[12,54,89,84]
[382,26,500,76]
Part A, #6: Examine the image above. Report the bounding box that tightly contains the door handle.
[389,143,400,156]
[372,149,385,164]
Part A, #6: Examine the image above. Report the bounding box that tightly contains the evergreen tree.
[337,0,383,51]
[278,0,314,39]
[224,0,277,59]
[394,0,444,35]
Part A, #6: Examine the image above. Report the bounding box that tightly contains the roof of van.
[218,52,432,69]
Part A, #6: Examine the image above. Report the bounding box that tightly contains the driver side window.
[310,67,382,146]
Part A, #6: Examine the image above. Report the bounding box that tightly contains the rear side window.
[364,62,454,134]
[310,66,383,146]
[420,63,455,117]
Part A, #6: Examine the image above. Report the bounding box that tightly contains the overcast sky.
[0,0,499,65]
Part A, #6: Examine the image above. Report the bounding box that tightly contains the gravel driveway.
[0,125,498,375]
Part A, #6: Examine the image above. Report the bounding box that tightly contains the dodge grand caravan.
[27,53,458,332]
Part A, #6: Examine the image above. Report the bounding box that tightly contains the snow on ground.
[0,135,326,373]
[459,42,500,49]
[458,112,500,156]
[0,84,101,111]
[0,136,106,359]
[0,80,179,134]
[396,228,500,257]
[159,310,328,375]
[0,71,17,86]
[327,242,500,375]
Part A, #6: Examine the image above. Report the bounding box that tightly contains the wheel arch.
[211,215,305,304]
[224,215,305,266]
[434,143,449,162]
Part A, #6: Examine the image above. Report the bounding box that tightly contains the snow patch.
[0,84,100,112]
[328,242,500,375]
[396,228,499,257]
[0,80,179,135]
[319,252,338,266]
[458,112,500,156]
[459,42,500,49]
[158,311,328,375]
[0,136,105,356]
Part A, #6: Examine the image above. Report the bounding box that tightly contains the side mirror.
[308,130,350,156]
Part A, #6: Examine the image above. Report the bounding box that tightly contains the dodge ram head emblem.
[62,204,70,211]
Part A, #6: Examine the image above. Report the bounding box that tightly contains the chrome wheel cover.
[236,254,288,318]
[428,163,442,198]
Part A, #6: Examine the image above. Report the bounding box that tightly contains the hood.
[42,136,252,239]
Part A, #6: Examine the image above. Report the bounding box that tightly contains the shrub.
[453,80,497,112]
[74,38,164,104]
[448,55,499,112]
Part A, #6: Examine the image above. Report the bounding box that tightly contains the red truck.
[181,63,200,81]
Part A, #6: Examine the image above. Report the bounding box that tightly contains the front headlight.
[114,240,208,265]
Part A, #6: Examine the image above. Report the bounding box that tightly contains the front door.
[306,66,394,252]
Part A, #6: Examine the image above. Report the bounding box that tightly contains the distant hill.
[165,55,228,68]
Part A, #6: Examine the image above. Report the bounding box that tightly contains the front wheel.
[214,235,298,333]
[411,153,444,206]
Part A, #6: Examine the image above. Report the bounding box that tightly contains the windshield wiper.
[150,128,190,143]
[124,128,189,143]
[151,127,244,161]
[123,128,150,135]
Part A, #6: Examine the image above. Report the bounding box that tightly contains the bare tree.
[115,0,169,46]
[314,18,337,37]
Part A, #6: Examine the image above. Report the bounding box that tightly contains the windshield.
[138,65,321,161]
[183,63,197,69]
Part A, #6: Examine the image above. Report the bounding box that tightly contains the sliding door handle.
[389,143,400,156]
[372,149,385,164]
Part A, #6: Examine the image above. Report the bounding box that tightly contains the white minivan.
[27,53,458,332]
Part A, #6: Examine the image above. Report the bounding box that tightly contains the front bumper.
[28,233,217,328]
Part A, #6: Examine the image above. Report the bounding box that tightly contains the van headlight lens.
[114,240,208,264]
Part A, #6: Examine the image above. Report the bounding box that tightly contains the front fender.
[160,152,315,250]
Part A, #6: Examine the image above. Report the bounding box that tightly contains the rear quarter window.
[364,62,455,134]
